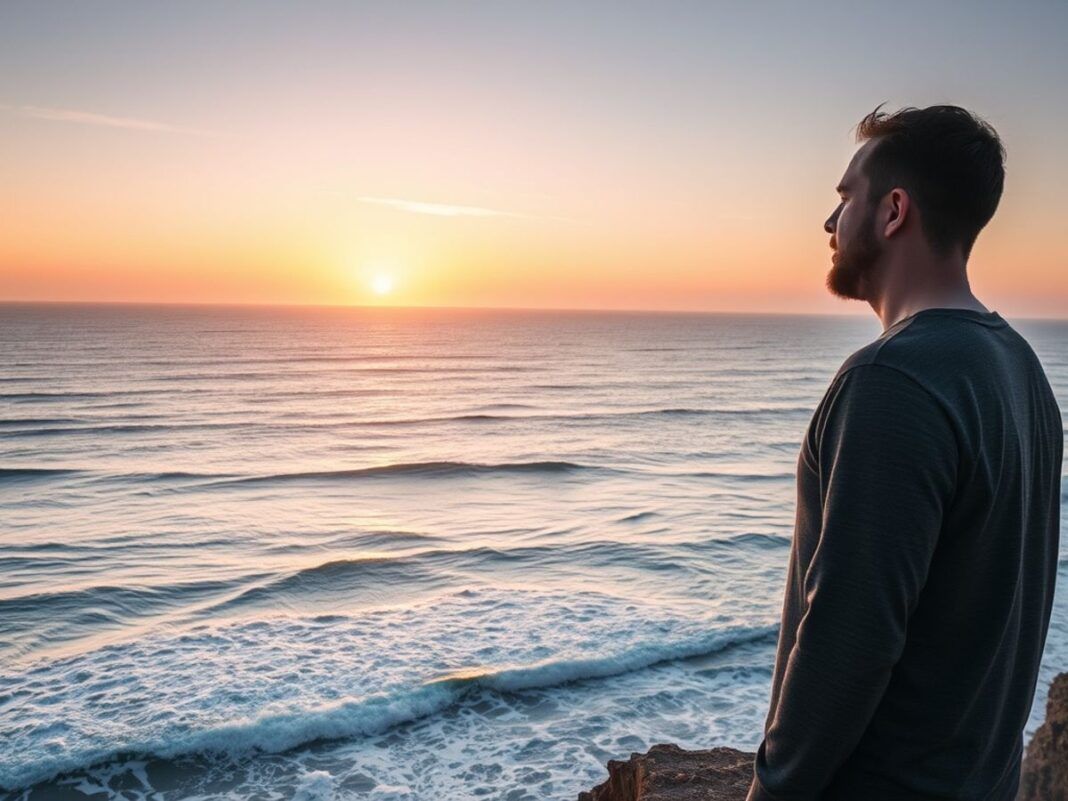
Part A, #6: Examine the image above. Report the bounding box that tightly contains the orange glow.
[4,184,1064,317]
[1,34,1065,320]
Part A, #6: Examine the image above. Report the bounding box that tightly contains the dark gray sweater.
[747,308,1063,801]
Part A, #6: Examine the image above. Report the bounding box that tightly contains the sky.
[1,1,1066,317]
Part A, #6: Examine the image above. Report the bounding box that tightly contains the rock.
[1018,672,1068,801]
[578,673,1068,801]
[577,744,755,801]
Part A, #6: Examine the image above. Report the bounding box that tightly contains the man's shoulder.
[834,312,1029,393]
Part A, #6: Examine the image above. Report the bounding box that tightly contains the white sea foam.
[0,587,778,790]
[293,770,336,801]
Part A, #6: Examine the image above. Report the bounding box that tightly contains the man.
[747,105,1063,801]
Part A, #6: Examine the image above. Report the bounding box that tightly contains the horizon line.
[1,298,1064,322]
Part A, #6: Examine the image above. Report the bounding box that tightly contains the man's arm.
[747,363,958,801]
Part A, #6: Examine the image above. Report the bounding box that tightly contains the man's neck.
[873,292,989,332]
[869,259,987,331]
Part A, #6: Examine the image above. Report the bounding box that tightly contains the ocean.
[1,303,1065,801]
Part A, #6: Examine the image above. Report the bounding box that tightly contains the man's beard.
[825,208,881,300]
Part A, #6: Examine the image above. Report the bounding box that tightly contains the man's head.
[824,104,1006,301]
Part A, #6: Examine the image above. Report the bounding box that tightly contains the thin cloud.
[356,195,578,224]
[357,196,534,220]
[0,104,219,137]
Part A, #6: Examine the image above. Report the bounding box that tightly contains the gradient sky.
[1,1,1066,316]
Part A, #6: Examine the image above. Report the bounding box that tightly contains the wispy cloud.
[357,196,534,220]
[0,104,219,137]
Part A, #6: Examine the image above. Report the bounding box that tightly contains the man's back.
[749,307,1062,801]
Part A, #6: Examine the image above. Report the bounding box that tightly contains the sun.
[371,273,394,296]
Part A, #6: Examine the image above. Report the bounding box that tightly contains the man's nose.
[824,211,837,235]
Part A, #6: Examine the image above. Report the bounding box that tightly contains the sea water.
[1,304,1065,800]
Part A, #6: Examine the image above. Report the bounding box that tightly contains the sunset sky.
[1,1,1066,316]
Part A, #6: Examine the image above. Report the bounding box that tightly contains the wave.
[215,460,594,486]
[0,576,270,661]
[0,404,811,441]
[0,417,87,427]
[0,576,257,620]
[0,461,794,490]
[0,388,212,401]
[618,510,659,523]
[426,623,778,693]
[719,532,792,548]
[2,421,254,438]
[689,470,795,482]
[0,623,777,791]
[0,467,238,490]
[0,461,595,490]
[0,467,82,482]
[4,536,787,634]
[201,540,651,614]
[641,406,808,416]
[351,405,811,428]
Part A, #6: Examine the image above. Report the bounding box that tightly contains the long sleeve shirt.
[747,308,1063,801]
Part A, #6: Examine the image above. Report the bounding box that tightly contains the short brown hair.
[855,104,1005,259]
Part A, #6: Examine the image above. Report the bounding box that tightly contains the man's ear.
[883,188,910,239]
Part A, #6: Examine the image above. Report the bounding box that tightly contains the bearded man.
[747,105,1063,801]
